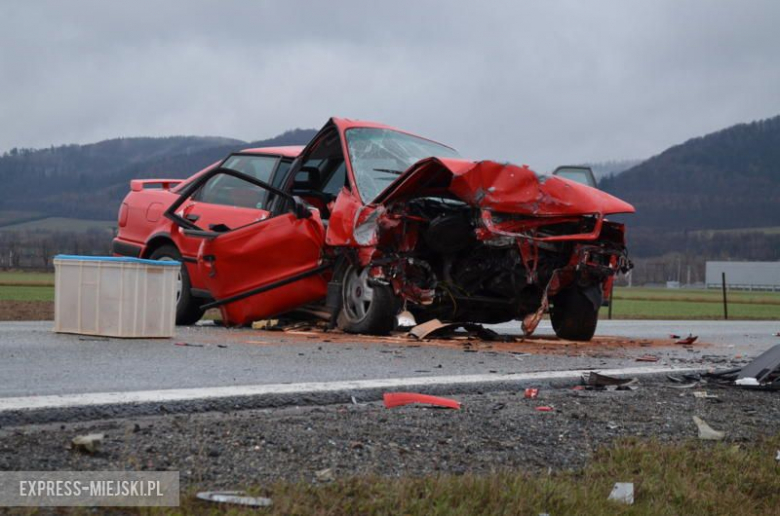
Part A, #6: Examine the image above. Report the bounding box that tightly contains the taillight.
[118,202,129,227]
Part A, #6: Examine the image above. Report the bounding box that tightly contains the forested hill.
[600,115,780,231]
[0,129,317,220]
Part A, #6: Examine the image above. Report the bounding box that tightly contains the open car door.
[165,168,329,326]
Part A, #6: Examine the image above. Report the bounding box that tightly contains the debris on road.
[196,491,273,507]
[669,382,701,389]
[396,310,417,329]
[635,354,659,362]
[706,344,780,390]
[676,334,699,345]
[535,406,554,412]
[669,334,681,339]
[408,319,506,342]
[524,388,539,399]
[583,372,638,390]
[71,433,104,454]
[736,344,780,389]
[383,392,461,410]
[174,342,204,347]
[608,482,634,505]
[315,468,335,482]
[693,391,719,400]
[693,416,725,441]
[251,319,280,330]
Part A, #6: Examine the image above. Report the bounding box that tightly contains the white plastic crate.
[53,255,179,338]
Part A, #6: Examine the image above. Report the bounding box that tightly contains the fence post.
[721,272,728,320]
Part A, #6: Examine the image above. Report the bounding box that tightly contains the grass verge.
[116,436,780,515]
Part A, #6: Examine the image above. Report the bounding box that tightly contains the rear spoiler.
[130,179,184,192]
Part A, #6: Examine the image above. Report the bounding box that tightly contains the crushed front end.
[332,159,634,341]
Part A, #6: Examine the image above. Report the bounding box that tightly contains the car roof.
[238,145,304,158]
[330,118,457,152]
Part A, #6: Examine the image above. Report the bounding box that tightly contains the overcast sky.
[1,1,779,171]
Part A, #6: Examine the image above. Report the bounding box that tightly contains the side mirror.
[292,197,312,219]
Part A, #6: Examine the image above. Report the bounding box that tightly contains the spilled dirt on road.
[237,324,706,359]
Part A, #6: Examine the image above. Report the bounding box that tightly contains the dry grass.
[105,436,780,516]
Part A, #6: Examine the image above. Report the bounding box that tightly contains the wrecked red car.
[121,118,635,340]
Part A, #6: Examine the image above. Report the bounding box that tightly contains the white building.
[705,261,780,291]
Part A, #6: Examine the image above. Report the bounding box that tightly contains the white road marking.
[0,365,700,413]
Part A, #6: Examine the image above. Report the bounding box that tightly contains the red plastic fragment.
[676,335,698,345]
[524,388,539,399]
[382,392,461,410]
[535,406,554,412]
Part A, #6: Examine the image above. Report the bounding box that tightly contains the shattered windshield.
[346,128,460,202]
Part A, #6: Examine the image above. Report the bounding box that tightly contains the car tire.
[550,287,599,341]
[148,245,204,326]
[337,265,399,335]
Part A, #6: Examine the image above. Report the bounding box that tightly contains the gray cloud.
[1,0,779,170]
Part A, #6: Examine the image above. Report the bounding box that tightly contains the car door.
[165,167,329,326]
[174,154,280,259]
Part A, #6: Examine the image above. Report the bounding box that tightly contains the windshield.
[346,128,460,202]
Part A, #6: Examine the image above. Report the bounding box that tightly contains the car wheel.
[149,245,204,325]
[550,287,599,341]
[337,265,399,335]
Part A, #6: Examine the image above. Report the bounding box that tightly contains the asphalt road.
[1,319,777,399]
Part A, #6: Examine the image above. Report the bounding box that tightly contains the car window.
[196,155,278,209]
[271,159,293,189]
[552,167,597,188]
[321,162,346,195]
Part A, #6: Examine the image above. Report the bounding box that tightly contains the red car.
[112,145,303,324]
[115,118,634,340]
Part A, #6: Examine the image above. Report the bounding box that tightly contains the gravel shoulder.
[1,378,778,489]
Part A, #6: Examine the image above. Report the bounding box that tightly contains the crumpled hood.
[372,158,635,216]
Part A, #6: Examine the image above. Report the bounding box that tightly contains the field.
[610,286,780,320]
[0,216,115,233]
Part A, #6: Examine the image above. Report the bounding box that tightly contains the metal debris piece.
[736,344,780,388]
[583,372,636,387]
[693,391,718,399]
[383,392,461,410]
[608,482,634,504]
[174,342,204,347]
[692,416,725,441]
[71,433,104,454]
[196,491,273,507]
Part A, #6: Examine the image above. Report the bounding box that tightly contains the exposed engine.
[357,192,633,333]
